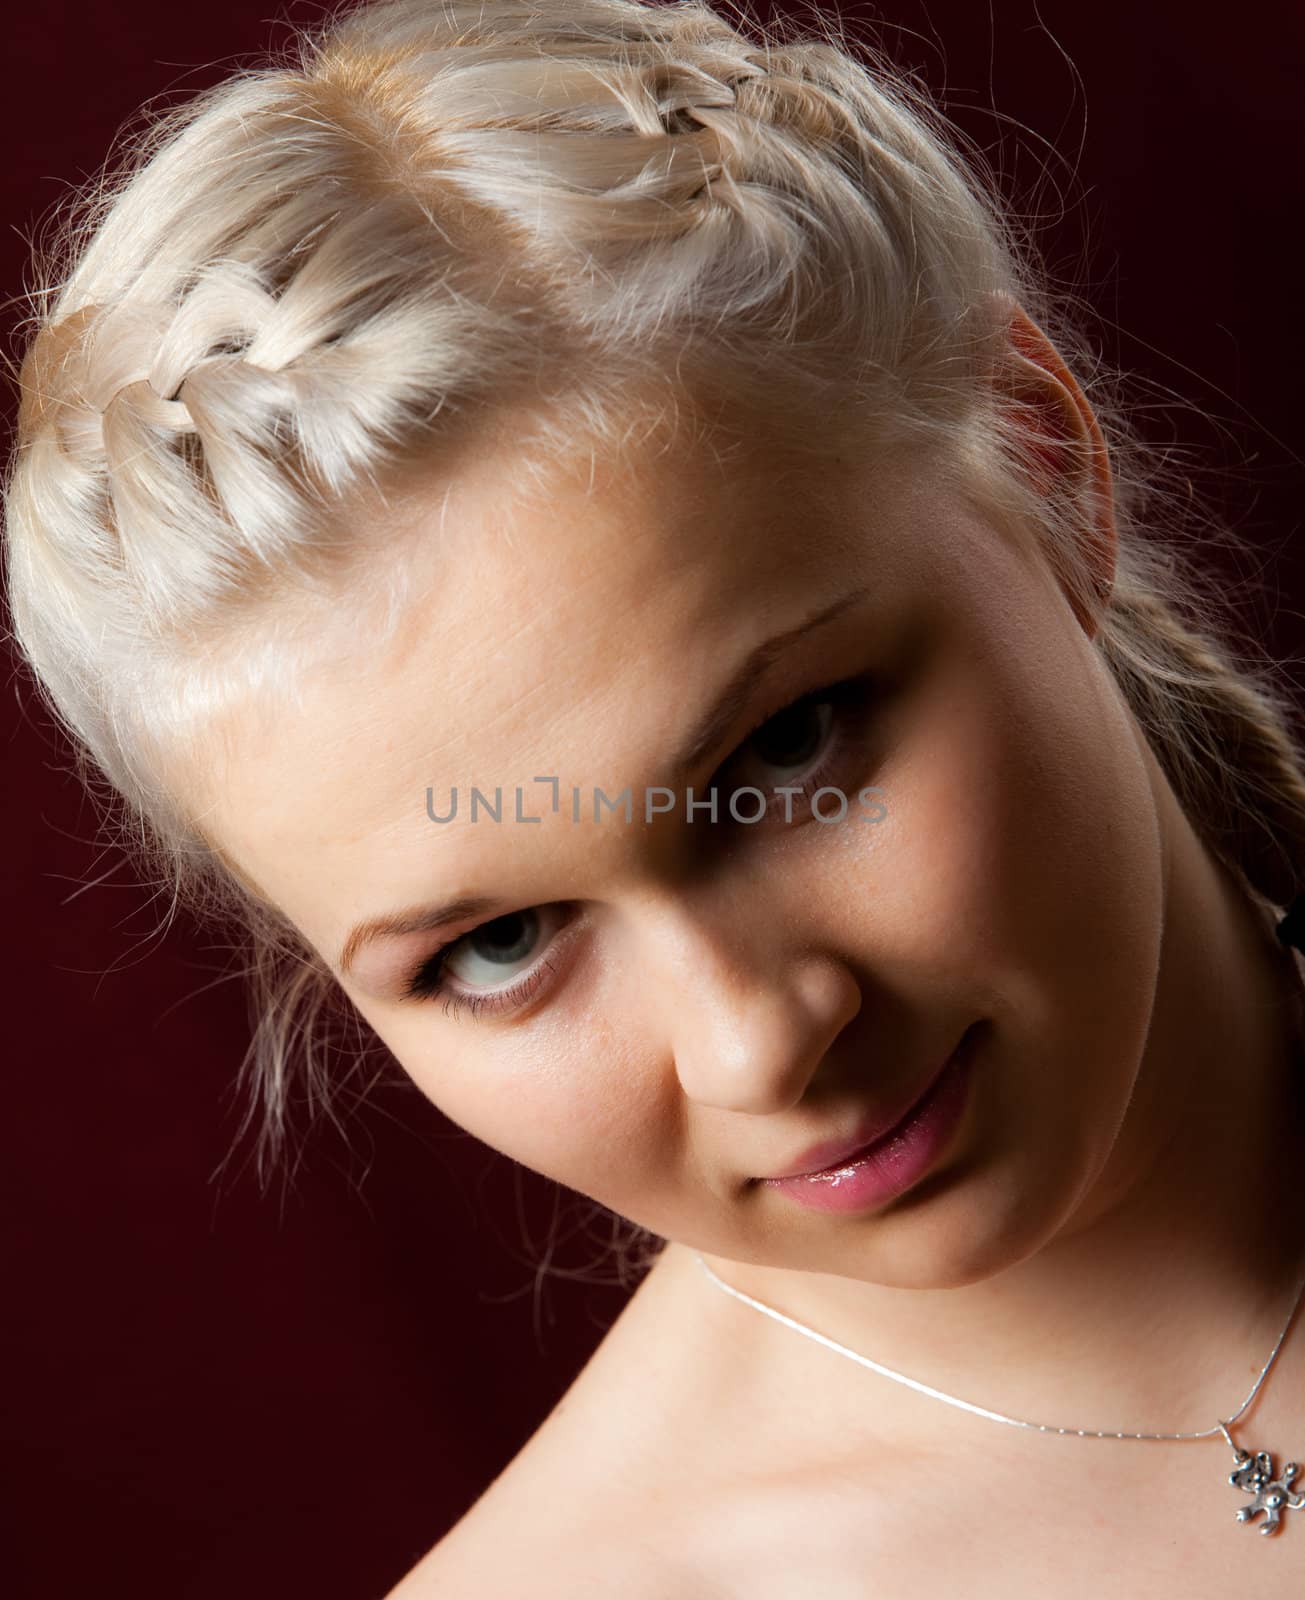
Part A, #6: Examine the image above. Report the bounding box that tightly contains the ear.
[990,296,1117,638]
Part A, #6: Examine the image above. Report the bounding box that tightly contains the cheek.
[900,591,1164,1159]
[366,992,681,1205]
[523,1011,683,1199]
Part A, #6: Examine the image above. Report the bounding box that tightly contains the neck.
[681,775,1305,1460]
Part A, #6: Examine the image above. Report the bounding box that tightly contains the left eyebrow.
[337,584,873,977]
[666,584,873,781]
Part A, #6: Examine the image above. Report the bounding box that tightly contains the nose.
[637,887,864,1113]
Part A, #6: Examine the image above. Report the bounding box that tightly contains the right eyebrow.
[339,895,505,980]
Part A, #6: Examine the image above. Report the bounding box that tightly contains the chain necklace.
[693,894,1305,1539]
[694,1253,1305,1537]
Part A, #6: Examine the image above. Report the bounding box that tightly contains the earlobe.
[990,297,1118,635]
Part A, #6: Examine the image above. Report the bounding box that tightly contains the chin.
[837,1163,1067,1292]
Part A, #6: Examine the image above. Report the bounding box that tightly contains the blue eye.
[402,905,568,1016]
[733,697,836,782]
[444,910,543,985]
[710,676,878,819]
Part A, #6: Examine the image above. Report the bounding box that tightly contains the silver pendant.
[1224,1428,1305,1535]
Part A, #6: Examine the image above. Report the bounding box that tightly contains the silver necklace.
[694,897,1305,1536]
[694,1252,1305,1536]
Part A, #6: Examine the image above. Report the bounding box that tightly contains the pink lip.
[758,1028,974,1181]
[756,1023,981,1213]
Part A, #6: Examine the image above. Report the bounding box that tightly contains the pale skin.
[183,310,1305,1594]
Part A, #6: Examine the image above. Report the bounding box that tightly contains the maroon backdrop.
[4,3,1303,1595]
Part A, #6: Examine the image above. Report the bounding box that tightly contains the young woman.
[6,0,1304,1591]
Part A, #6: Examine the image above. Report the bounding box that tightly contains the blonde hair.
[6,0,1305,1202]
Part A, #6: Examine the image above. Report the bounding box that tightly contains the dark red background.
[3,3,1303,1595]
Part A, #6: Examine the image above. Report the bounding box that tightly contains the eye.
[402,903,571,1016]
[710,675,878,816]
[445,909,545,985]
[733,697,835,782]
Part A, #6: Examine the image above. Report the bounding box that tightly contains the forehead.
[196,424,940,954]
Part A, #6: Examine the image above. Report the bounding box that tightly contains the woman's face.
[197,412,1167,1290]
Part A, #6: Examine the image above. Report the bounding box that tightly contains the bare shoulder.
[379,1397,710,1599]
[381,1246,724,1598]
[380,1485,692,1599]
[381,1416,693,1597]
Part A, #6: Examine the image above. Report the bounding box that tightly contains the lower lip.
[759,1024,980,1214]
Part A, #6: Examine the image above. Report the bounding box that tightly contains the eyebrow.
[666,585,872,780]
[339,893,506,978]
[337,584,872,977]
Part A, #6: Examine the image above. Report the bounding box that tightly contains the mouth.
[752,1023,982,1213]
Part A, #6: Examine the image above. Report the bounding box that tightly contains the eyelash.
[711,673,877,817]
[402,950,559,1018]
[400,671,881,1016]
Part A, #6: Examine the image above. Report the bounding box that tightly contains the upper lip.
[756,1028,970,1182]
